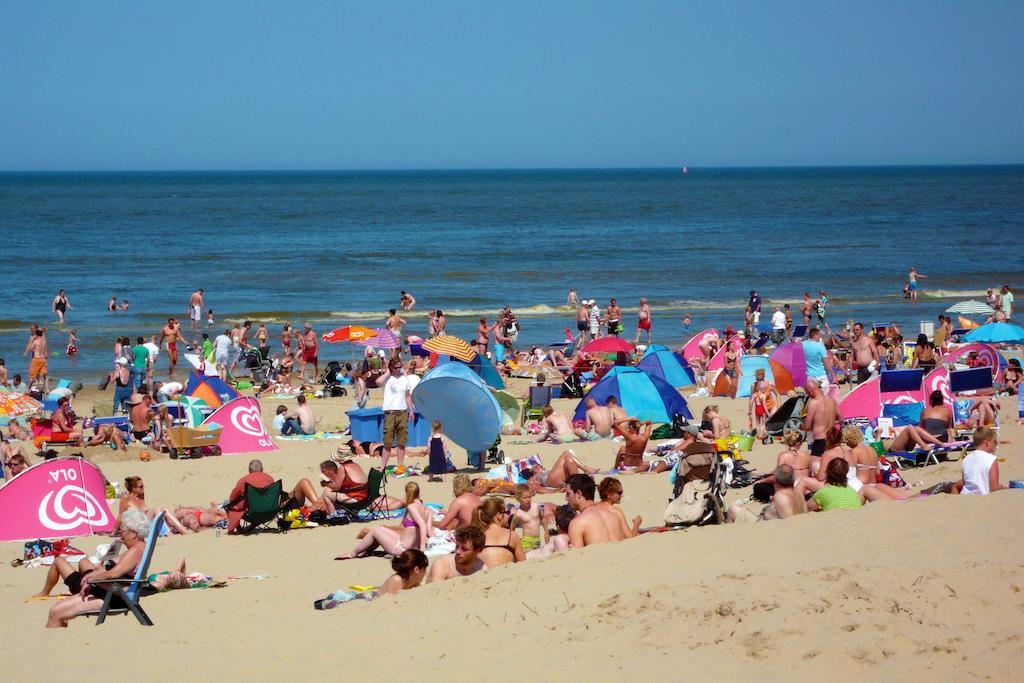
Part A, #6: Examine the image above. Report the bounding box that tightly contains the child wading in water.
[512,483,546,552]
[427,420,448,482]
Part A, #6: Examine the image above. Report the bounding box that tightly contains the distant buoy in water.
[683,166,689,174]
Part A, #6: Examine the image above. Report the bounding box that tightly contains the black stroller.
[320,361,349,397]
[764,395,808,440]
[244,346,276,385]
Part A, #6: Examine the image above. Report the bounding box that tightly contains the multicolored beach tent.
[636,348,695,388]
[184,373,239,409]
[712,355,795,398]
[837,369,924,420]
[573,366,691,423]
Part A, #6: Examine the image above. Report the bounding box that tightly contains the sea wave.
[920,289,988,299]
[0,318,32,331]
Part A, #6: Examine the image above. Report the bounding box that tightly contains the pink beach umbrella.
[355,328,400,350]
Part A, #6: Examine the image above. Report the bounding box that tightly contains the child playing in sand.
[511,484,546,552]
[525,505,574,560]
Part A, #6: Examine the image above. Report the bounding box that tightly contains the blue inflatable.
[573,366,691,423]
[412,362,502,452]
[636,349,695,388]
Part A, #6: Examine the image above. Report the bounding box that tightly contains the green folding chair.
[235,480,286,534]
[337,468,388,521]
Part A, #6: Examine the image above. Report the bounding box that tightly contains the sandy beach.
[2,381,1022,681]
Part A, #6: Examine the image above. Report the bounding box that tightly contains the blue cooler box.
[346,408,430,447]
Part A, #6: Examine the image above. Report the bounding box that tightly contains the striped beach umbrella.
[354,328,400,350]
[422,335,477,362]
[945,300,994,315]
[0,392,43,417]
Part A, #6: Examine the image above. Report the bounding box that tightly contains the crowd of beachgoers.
[2,277,1020,627]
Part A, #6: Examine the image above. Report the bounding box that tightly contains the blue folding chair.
[89,512,165,626]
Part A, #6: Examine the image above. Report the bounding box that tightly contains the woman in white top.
[955,427,1005,495]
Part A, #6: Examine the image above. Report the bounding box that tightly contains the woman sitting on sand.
[700,405,730,441]
[378,549,429,595]
[807,459,863,512]
[45,509,150,628]
[335,482,432,560]
[474,497,525,568]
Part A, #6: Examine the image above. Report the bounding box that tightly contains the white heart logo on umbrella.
[38,486,110,531]
[231,404,267,438]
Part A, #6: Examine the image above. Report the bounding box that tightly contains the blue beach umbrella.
[412,362,502,452]
[573,366,692,423]
[636,349,695,388]
[964,322,1024,345]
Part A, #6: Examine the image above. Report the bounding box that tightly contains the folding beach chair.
[337,468,388,521]
[520,385,553,425]
[89,512,165,626]
[233,480,287,534]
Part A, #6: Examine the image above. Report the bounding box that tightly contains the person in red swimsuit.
[300,322,318,382]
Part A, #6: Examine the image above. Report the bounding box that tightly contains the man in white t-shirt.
[376,357,414,470]
[954,427,1004,495]
[770,306,787,344]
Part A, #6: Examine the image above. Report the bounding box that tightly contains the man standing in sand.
[573,397,614,440]
[575,301,590,347]
[771,306,787,344]
[802,327,835,388]
[727,464,806,523]
[377,357,414,470]
[803,378,838,467]
[566,474,623,547]
[606,298,622,337]
[24,328,48,391]
[850,323,879,384]
[159,318,183,379]
[300,323,318,382]
[635,297,652,344]
[801,292,813,325]
[189,289,204,330]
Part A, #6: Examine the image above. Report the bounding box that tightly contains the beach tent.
[433,354,506,390]
[713,355,796,398]
[573,366,691,423]
[681,329,720,365]
[184,373,239,409]
[836,370,924,420]
[640,344,670,358]
[412,363,502,452]
[0,457,114,542]
[940,342,1007,383]
[203,397,278,455]
[707,336,744,372]
[494,390,521,428]
[770,343,809,387]
[636,349,695,388]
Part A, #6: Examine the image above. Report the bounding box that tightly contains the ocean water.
[1,166,1022,381]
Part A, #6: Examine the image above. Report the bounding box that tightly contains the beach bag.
[877,456,906,488]
[664,480,710,525]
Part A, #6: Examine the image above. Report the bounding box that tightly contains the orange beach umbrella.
[322,326,377,343]
[422,335,477,363]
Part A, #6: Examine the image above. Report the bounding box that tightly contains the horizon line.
[2,162,1023,174]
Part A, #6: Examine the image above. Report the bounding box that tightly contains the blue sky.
[1,1,1022,170]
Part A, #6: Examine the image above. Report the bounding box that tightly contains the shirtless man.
[803,378,839,467]
[566,474,624,547]
[801,292,814,325]
[606,298,622,337]
[400,291,416,311]
[436,475,483,530]
[727,464,807,523]
[159,318,183,379]
[188,289,204,330]
[606,395,628,427]
[573,397,614,440]
[301,323,318,382]
[129,394,156,442]
[284,395,320,435]
[575,302,590,347]
[386,308,406,337]
[538,405,575,444]
[634,297,652,344]
[24,328,48,391]
[428,525,487,583]
[850,322,880,384]
[612,418,653,471]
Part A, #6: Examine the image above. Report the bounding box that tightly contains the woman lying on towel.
[44,509,150,628]
[885,391,953,452]
[335,482,433,560]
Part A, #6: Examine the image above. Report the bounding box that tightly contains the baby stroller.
[664,443,727,528]
[320,361,349,397]
[245,346,276,385]
[764,395,808,440]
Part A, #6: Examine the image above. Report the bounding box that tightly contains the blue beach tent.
[573,366,692,423]
[412,362,502,452]
[636,349,695,388]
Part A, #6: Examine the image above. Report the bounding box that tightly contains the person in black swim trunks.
[850,322,880,383]
[803,378,838,473]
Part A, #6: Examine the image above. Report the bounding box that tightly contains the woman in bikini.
[171,503,227,532]
[475,497,525,568]
[335,482,432,560]
[886,390,952,452]
[911,334,937,371]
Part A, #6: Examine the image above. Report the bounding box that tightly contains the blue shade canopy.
[964,323,1024,345]
[636,349,695,388]
[573,366,691,423]
[412,362,501,452]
